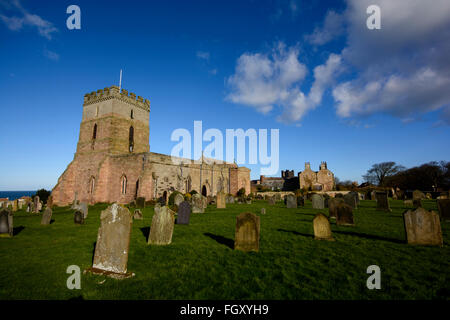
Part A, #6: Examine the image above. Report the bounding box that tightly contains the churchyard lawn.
[0,199,448,299]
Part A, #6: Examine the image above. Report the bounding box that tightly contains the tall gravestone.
[376,192,391,212]
[344,193,357,209]
[191,193,205,213]
[328,198,344,218]
[313,213,334,241]
[41,207,52,225]
[403,207,443,246]
[0,209,13,237]
[437,199,450,222]
[286,194,297,209]
[336,203,354,226]
[268,196,275,205]
[311,194,324,209]
[216,192,226,209]
[33,196,40,213]
[88,203,134,278]
[234,212,260,252]
[74,210,84,224]
[148,206,175,245]
[297,196,304,207]
[177,201,191,225]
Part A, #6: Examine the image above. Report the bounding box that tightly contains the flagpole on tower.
[119,69,122,91]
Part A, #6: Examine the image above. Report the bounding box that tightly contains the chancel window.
[129,126,134,152]
[121,175,127,194]
[93,124,97,140]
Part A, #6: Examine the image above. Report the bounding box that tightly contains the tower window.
[93,124,97,140]
[121,175,127,194]
[129,126,134,152]
[131,109,134,119]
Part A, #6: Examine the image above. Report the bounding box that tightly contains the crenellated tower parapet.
[83,85,150,112]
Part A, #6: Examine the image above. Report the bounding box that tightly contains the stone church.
[51,85,250,206]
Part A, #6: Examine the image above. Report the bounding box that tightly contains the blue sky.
[1,0,449,190]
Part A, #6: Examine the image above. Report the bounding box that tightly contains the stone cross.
[234,212,260,252]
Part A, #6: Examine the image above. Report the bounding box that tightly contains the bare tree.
[363,162,405,186]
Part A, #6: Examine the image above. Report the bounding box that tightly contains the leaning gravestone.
[328,198,344,219]
[41,207,52,225]
[74,211,84,224]
[88,203,134,278]
[297,196,304,207]
[403,207,443,246]
[344,193,358,209]
[136,197,146,208]
[313,213,334,241]
[312,194,324,209]
[191,193,205,213]
[336,203,354,226]
[376,192,391,212]
[268,196,276,205]
[148,206,175,245]
[0,209,13,237]
[234,212,260,252]
[286,194,297,209]
[437,199,450,222]
[133,209,143,220]
[216,192,226,209]
[177,201,191,225]
[174,193,184,207]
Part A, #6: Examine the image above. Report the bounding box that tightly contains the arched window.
[135,179,139,199]
[202,185,207,197]
[121,175,127,194]
[129,126,134,152]
[93,123,97,140]
[130,109,134,119]
[89,176,95,194]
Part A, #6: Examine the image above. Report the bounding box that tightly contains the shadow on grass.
[204,232,234,249]
[333,230,405,244]
[13,226,25,236]
[140,227,150,242]
[91,242,96,264]
[50,219,55,224]
[277,228,314,238]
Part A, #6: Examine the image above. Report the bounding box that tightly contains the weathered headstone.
[336,203,354,226]
[403,207,443,246]
[33,196,40,213]
[12,199,18,212]
[133,209,143,220]
[0,209,13,237]
[216,192,226,209]
[46,195,53,209]
[297,196,304,207]
[313,213,334,241]
[148,206,175,245]
[136,197,146,208]
[226,195,235,204]
[311,194,324,209]
[191,193,205,213]
[268,196,275,205]
[261,208,266,215]
[437,199,450,222]
[375,192,391,212]
[41,207,52,225]
[234,212,260,252]
[344,193,357,209]
[177,201,191,225]
[88,203,134,278]
[286,194,297,209]
[328,198,344,219]
[74,210,84,224]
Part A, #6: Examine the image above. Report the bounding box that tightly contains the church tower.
[76,85,150,156]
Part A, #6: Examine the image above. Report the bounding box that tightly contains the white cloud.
[43,49,59,61]
[0,0,57,39]
[226,43,341,123]
[305,10,345,45]
[196,51,210,60]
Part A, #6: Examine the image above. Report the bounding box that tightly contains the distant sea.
[0,191,36,200]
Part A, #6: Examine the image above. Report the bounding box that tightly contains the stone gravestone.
[234,212,260,252]
[403,207,443,246]
[136,197,146,208]
[12,199,18,212]
[311,194,324,209]
[177,201,191,225]
[0,209,13,237]
[41,207,52,225]
[133,209,143,220]
[202,195,208,209]
[344,193,357,209]
[336,203,354,226]
[74,210,84,224]
[297,196,304,207]
[437,199,450,222]
[26,203,31,213]
[226,195,235,204]
[268,196,276,205]
[46,195,53,209]
[148,206,175,245]
[261,208,266,215]
[191,193,205,213]
[375,192,391,212]
[174,193,184,207]
[286,194,297,209]
[88,203,134,278]
[33,196,40,213]
[216,192,226,209]
[313,213,334,241]
[328,198,344,219]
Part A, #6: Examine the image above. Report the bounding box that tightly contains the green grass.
[0,199,449,300]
